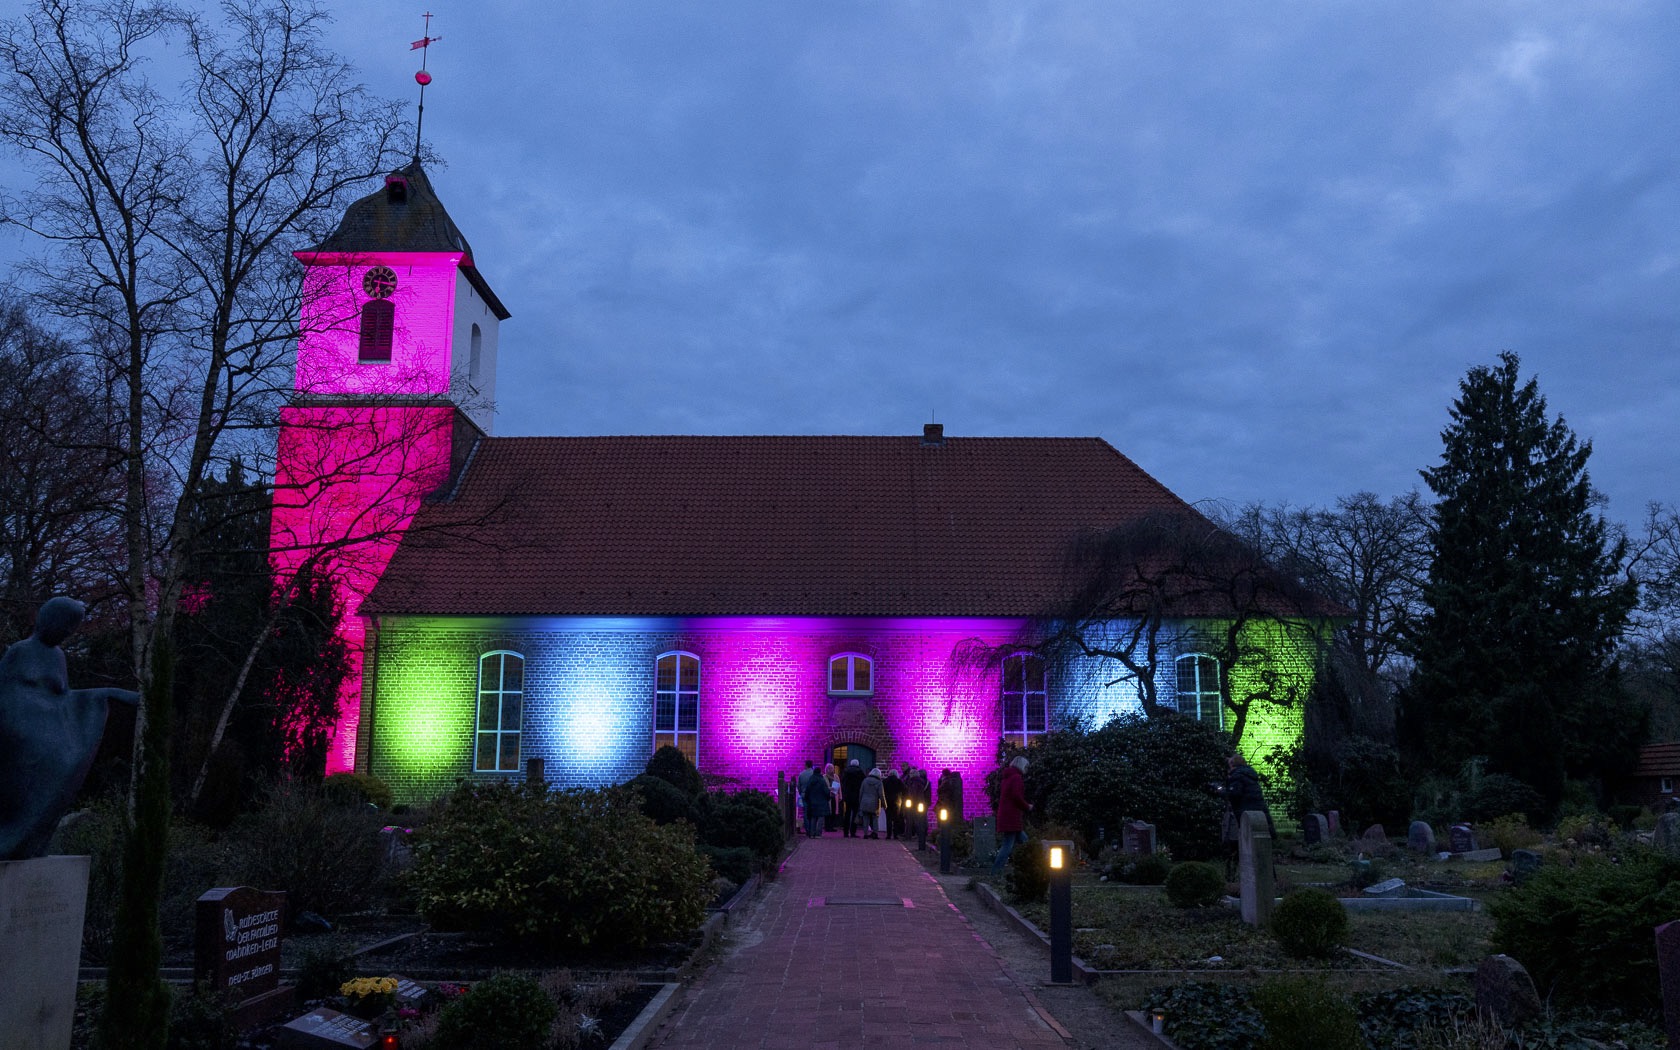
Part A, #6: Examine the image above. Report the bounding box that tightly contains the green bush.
[1111,852,1172,886]
[433,973,556,1050]
[165,985,239,1050]
[1490,848,1680,1014]
[293,939,355,1001]
[1466,774,1546,823]
[698,789,784,860]
[1008,835,1049,903]
[1479,813,1543,858]
[628,774,696,825]
[645,745,704,798]
[1269,888,1348,958]
[408,782,711,951]
[698,844,754,885]
[221,778,386,920]
[322,772,394,810]
[1252,976,1361,1050]
[1014,716,1229,861]
[1164,861,1225,908]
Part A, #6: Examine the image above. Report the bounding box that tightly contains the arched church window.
[828,653,872,695]
[469,323,483,382]
[475,651,523,772]
[1175,653,1223,728]
[655,651,700,765]
[1001,652,1047,746]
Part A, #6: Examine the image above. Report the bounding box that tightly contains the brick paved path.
[648,835,1074,1050]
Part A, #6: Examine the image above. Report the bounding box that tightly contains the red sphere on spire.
[415,70,432,86]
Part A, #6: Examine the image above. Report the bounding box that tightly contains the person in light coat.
[857,766,885,839]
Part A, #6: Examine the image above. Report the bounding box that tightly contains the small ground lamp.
[1045,839,1075,984]
[937,805,952,873]
[916,801,928,850]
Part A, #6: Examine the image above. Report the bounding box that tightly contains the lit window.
[1175,654,1223,727]
[1663,777,1675,795]
[1002,653,1047,746]
[828,653,873,696]
[475,651,523,772]
[655,652,700,765]
[359,299,394,362]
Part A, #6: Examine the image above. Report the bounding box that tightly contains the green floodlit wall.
[1223,618,1328,803]
[364,621,479,791]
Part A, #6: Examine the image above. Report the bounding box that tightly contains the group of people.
[797,748,1271,875]
[796,759,938,839]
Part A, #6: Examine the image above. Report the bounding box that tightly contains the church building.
[273,163,1332,810]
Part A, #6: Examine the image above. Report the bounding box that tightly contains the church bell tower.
[273,162,510,773]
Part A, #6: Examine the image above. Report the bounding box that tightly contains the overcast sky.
[10,3,1680,524]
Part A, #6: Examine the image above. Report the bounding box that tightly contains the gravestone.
[196,886,286,1002]
[1124,820,1156,856]
[1407,821,1436,854]
[1510,850,1543,885]
[1302,813,1329,845]
[1361,823,1386,844]
[972,816,997,867]
[1455,847,1503,863]
[1655,920,1680,1049]
[1656,812,1680,856]
[0,855,89,1050]
[378,826,413,870]
[1326,810,1341,837]
[1238,809,1274,927]
[1449,823,1478,853]
[1474,954,1541,1027]
[279,1007,378,1050]
[1363,877,1407,897]
[393,976,431,1011]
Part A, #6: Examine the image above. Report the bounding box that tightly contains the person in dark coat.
[1218,752,1273,833]
[882,767,904,839]
[991,755,1031,872]
[841,759,866,837]
[802,759,831,838]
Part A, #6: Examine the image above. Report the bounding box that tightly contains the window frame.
[827,652,874,696]
[1175,652,1224,729]
[654,651,701,766]
[358,298,394,362]
[1001,652,1048,747]
[1662,777,1675,795]
[474,650,524,773]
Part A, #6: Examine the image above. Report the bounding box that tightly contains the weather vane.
[411,12,441,161]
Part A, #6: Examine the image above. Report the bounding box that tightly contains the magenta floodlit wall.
[270,403,457,773]
[294,252,464,398]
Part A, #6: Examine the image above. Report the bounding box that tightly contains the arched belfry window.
[655,652,700,765]
[1175,653,1223,728]
[358,299,394,362]
[475,651,523,772]
[1002,652,1047,746]
[468,323,483,382]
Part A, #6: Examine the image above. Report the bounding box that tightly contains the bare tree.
[1034,510,1334,749]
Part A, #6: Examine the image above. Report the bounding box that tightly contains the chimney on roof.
[384,174,409,204]
[922,422,944,446]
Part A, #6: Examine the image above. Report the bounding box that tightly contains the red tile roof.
[1634,743,1680,777]
[364,434,1337,619]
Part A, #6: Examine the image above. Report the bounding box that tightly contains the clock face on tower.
[362,266,398,299]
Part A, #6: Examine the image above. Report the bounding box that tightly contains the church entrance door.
[830,742,875,772]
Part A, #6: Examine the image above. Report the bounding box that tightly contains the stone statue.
[0,597,139,861]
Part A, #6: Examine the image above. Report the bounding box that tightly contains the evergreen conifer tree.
[1400,352,1639,812]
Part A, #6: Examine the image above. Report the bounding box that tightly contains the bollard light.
[938,807,948,823]
[937,805,952,873]
[1045,839,1075,983]
[915,801,929,851]
[1150,1009,1166,1035]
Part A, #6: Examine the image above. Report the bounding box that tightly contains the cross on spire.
[411,12,442,161]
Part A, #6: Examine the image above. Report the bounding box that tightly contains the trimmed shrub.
[433,973,556,1050]
[1164,861,1225,908]
[1111,852,1172,886]
[1008,835,1050,903]
[408,782,711,951]
[645,745,703,798]
[698,844,754,885]
[698,790,783,860]
[166,985,239,1050]
[293,939,355,1001]
[1465,774,1546,824]
[629,774,696,826]
[1478,813,1543,858]
[322,772,393,810]
[1253,976,1361,1050]
[1490,848,1680,1014]
[221,778,386,920]
[1269,888,1348,958]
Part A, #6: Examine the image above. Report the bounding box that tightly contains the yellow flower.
[340,976,399,999]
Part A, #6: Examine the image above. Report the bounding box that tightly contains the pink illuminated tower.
[274,164,509,772]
